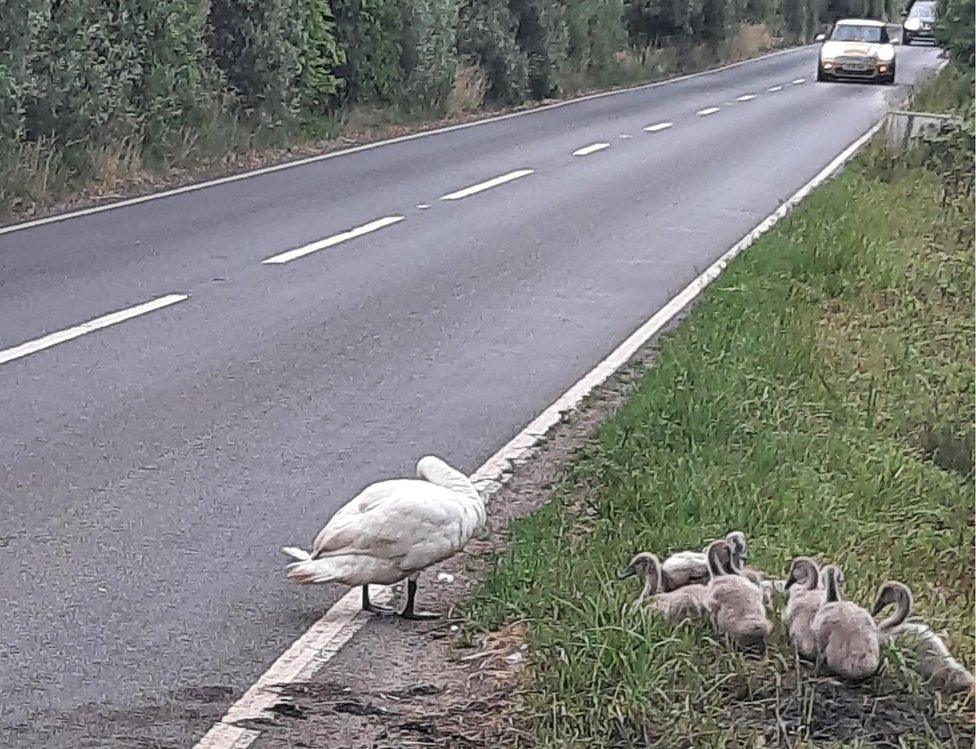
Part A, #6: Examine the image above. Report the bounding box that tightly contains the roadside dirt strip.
[248,327,667,748]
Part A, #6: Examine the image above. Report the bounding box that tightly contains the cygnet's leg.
[361,585,397,616]
[400,576,439,620]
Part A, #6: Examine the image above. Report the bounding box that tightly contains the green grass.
[463,143,975,746]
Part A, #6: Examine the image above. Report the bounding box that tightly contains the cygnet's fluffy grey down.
[784,556,826,660]
[618,552,710,622]
[705,539,771,648]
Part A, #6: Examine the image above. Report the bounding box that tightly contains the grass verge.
[462,113,975,745]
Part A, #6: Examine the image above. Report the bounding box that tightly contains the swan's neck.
[641,565,661,601]
[803,568,819,591]
[824,571,840,603]
[879,591,912,631]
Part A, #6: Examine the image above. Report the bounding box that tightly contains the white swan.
[281,455,485,620]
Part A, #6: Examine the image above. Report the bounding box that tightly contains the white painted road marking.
[768,85,783,92]
[572,142,610,157]
[439,169,534,201]
[792,78,806,84]
[191,111,890,749]
[0,294,188,367]
[192,587,394,749]
[737,94,757,101]
[643,122,673,133]
[697,106,721,116]
[262,216,406,265]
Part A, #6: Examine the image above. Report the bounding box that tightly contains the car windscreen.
[908,3,936,19]
[830,25,886,42]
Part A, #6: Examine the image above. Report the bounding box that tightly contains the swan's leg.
[361,585,397,616]
[400,577,439,620]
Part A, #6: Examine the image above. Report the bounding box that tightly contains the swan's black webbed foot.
[399,578,440,620]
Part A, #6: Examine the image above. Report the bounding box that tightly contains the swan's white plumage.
[283,456,485,588]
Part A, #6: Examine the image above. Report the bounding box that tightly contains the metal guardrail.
[882,109,964,150]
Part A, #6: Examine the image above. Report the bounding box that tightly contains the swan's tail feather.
[285,558,340,585]
[281,546,312,562]
[416,455,480,501]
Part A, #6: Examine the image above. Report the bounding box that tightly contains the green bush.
[935,0,975,73]
[400,0,461,114]
[458,0,530,104]
[332,0,404,104]
[134,1,221,158]
[299,0,345,115]
[206,0,304,123]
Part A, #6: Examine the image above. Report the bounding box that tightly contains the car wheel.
[817,67,827,82]
[903,33,912,45]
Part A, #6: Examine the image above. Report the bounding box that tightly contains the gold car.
[816,19,897,85]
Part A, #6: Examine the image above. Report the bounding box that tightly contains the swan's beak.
[784,573,797,590]
[617,565,636,580]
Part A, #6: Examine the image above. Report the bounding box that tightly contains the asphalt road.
[0,43,943,747]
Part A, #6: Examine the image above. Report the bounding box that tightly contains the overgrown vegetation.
[0,0,910,217]
[463,69,975,747]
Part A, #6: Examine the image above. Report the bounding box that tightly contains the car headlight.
[904,17,921,30]
[877,48,895,61]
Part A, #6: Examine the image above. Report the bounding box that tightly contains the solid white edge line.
[0,293,188,367]
[697,106,721,116]
[261,216,405,265]
[643,122,674,133]
[439,169,534,201]
[191,113,887,749]
[0,45,816,239]
[572,142,611,157]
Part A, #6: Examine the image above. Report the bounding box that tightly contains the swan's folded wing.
[311,488,463,561]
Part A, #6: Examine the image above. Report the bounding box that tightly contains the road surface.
[0,43,943,746]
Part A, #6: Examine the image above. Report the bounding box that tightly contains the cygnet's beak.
[617,565,636,580]
[870,597,888,617]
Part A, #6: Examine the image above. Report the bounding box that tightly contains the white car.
[902,0,937,45]
[816,19,897,85]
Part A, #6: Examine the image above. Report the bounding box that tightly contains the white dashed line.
[417,203,430,210]
[737,94,757,101]
[697,107,721,116]
[439,169,534,201]
[619,134,632,140]
[572,142,610,157]
[262,216,406,265]
[643,122,673,133]
[0,294,188,366]
[768,85,783,92]
[792,78,806,84]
